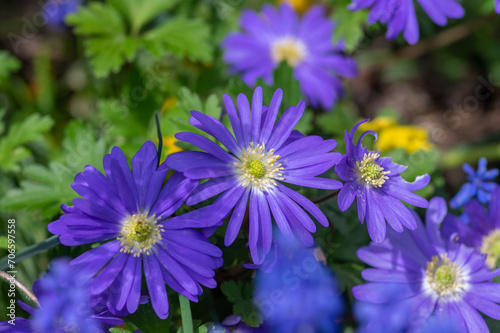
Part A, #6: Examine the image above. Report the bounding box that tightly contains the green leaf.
[0,113,54,172]
[126,301,171,333]
[85,35,139,77]
[66,3,125,35]
[234,300,262,327]
[0,236,8,250]
[109,0,180,33]
[0,120,107,216]
[331,1,369,52]
[0,51,21,85]
[144,17,212,62]
[221,280,243,304]
[272,61,304,112]
[177,87,221,119]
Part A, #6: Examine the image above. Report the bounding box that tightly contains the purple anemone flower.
[450,157,498,209]
[48,142,223,319]
[497,0,500,14]
[442,186,500,269]
[348,0,465,45]
[165,87,342,264]
[335,119,430,243]
[222,4,357,110]
[353,197,500,332]
[0,258,123,333]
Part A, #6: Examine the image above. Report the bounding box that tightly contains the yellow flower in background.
[359,116,397,134]
[161,96,178,113]
[163,136,182,156]
[278,0,312,13]
[360,117,433,154]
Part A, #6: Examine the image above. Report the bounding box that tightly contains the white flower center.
[118,212,164,257]
[234,142,284,191]
[271,36,307,67]
[356,152,390,187]
[481,229,500,269]
[425,254,468,300]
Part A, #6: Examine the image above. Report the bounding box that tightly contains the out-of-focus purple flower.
[353,197,500,332]
[0,258,123,333]
[450,157,498,209]
[166,87,341,265]
[222,4,357,110]
[48,142,223,319]
[253,236,343,333]
[42,0,80,28]
[335,119,430,243]
[348,0,465,44]
[442,186,500,269]
[496,0,500,14]
[354,285,412,333]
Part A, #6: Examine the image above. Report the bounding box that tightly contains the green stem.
[441,143,500,169]
[179,294,194,333]
[0,235,60,271]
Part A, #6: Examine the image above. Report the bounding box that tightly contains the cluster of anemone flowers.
[3,1,500,333]
[5,84,500,332]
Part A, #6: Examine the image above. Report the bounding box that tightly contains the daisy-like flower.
[253,235,343,333]
[450,157,498,209]
[335,119,430,243]
[442,186,500,269]
[222,4,357,110]
[353,197,500,332]
[348,0,465,45]
[0,258,123,333]
[48,142,223,319]
[165,87,342,264]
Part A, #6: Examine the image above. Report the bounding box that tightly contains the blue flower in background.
[49,142,223,319]
[253,236,343,333]
[348,0,465,44]
[353,197,500,332]
[222,4,357,110]
[496,0,500,14]
[0,258,122,333]
[354,285,412,333]
[450,157,498,209]
[443,186,500,269]
[42,0,80,28]
[166,87,342,264]
[335,119,430,243]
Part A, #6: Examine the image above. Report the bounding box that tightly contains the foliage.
[67,0,212,77]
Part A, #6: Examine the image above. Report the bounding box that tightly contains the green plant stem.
[441,143,500,169]
[179,294,194,333]
[0,235,59,271]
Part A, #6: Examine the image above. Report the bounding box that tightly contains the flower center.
[426,254,465,299]
[356,152,390,187]
[118,212,164,257]
[235,142,284,190]
[271,36,307,67]
[480,229,500,269]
